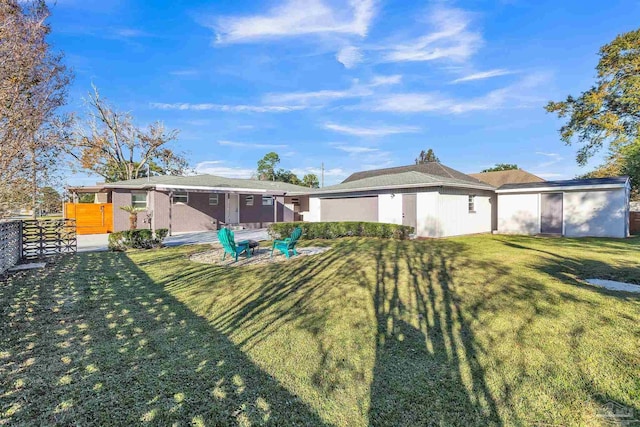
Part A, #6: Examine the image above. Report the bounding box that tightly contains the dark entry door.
[540,193,563,234]
[402,194,417,231]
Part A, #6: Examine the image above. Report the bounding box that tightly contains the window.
[468,195,476,213]
[245,195,254,206]
[131,192,147,209]
[173,191,188,204]
[209,194,219,206]
[262,195,274,206]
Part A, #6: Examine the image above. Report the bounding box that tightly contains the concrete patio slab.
[76,229,270,253]
[584,278,640,293]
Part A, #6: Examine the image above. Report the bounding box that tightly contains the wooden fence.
[631,212,640,235]
[64,203,113,235]
[21,219,77,260]
[0,221,21,275]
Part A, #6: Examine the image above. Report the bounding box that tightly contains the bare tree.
[70,86,188,182]
[0,0,72,218]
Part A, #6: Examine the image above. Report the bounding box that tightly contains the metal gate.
[22,219,77,259]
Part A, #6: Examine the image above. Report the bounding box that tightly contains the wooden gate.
[64,203,113,235]
[631,212,640,235]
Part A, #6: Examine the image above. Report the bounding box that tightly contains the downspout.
[168,190,173,236]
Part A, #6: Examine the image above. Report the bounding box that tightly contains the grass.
[1,235,639,426]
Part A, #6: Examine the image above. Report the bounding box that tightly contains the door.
[226,194,239,224]
[402,194,417,230]
[540,193,563,234]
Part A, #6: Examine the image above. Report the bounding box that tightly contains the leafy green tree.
[274,169,302,185]
[38,186,61,213]
[415,148,440,164]
[302,173,320,188]
[481,163,519,172]
[545,28,640,165]
[257,152,280,181]
[578,140,640,200]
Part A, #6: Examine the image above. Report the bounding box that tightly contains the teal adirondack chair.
[271,227,302,259]
[218,228,251,261]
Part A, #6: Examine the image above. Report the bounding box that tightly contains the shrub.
[108,228,169,251]
[268,222,413,241]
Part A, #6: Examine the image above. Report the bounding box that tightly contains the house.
[300,163,497,237]
[66,162,631,239]
[496,177,631,238]
[68,175,312,234]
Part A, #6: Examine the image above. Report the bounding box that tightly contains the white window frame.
[468,195,476,213]
[131,191,147,209]
[173,191,188,204]
[262,195,274,206]
[245,195,254,206]
[209,193,219,206]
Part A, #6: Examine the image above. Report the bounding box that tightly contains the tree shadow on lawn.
[0,252,329,426]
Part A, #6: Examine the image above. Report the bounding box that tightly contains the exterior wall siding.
[320,196,378,222]
[497,193,540,235]
[436,190,493,237]
[170,192,225,233]
[563,189,627,238]
[305,197,322,222]
[377,194,403,225]
[239,194,276,226]
[416,191,440,237]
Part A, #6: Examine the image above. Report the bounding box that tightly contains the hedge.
[108,228,169,251]
[268,222,414,240]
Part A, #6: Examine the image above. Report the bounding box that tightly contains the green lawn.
[1,235,639,426]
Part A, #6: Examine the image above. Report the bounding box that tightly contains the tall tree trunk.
[31,146,37,219]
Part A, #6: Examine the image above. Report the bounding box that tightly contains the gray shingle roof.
[103,174,312,192]
[342,162,484,185]
[308,171,495,195]
[498,176,629,191]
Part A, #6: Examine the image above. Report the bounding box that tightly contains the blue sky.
[49,0,640,186]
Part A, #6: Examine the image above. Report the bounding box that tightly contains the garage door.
[320,197,378,222]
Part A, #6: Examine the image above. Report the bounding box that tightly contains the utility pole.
[321,162,325,188]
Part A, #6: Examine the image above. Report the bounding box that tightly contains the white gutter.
[103,183,288,195]
[496,183,627,194]
[304,181,495,196]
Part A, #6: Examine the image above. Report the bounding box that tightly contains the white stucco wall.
[437,191,493,237]
[377,194,403,225]
[304,197,322,222]
[563,189,627,238]
[497,193,540,235]
[416,191,440,237]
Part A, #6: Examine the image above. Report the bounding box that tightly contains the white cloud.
[382,7,482,63]
[369,74,402,86]
[367,73,548,114]
[336,45,363,68]
[324,122,420,136]
[264,74,401,106]
[195,161,254,179]
[149,102,303,113]
[451,69,514,83]
[331,144,379,153]
[535,152,563,168]
[213,0,376,43]
[219,140,288,149]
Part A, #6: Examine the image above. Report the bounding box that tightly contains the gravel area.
[190,245,332,266]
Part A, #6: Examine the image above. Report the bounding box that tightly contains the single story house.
[71,175,312,234]
[67,162,631,238]
[301,163,497,238]
[496,177,631,238]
